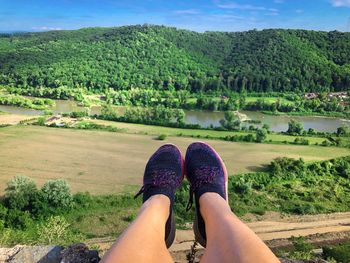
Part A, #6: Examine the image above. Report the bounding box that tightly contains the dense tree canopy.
[0,25,350,93]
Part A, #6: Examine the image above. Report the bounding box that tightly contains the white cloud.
[31,26,63,31]
[295,9,304,13]
[174,9,200,15]
[217,2,279,14]
[331,0,350,7]
[209,14,244,20]
[218,2,267,10]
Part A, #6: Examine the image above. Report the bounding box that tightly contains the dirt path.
[88,212,350,260]
[0,113,35,125]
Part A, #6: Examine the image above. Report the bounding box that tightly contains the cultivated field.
[0,125,349,194]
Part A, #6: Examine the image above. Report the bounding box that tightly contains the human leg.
[199,193,280,263]
[101,144,184,263]
[101,194,173,263]
[185,142,279,263]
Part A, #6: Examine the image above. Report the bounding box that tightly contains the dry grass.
[0,125,349,194]
[0,113,35,125]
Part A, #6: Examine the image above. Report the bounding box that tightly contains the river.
[1,100,349,133]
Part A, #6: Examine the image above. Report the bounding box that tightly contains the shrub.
[40,180,73,210]
[36,117,47,126]
[287,120,304,135]
[70,111,88,118]
[5,209,33,229]
[5,176,38,210]
[73,192,92,208]
[321,140,332,147]
[289,236,314,260]
[293,137,310,145]
[37,216,70,244]
[256,128,267,143]
[231,177,252,194]
[156,134,167,140]
[323,242,350,262]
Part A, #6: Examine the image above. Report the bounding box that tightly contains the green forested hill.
[1,25,350,93]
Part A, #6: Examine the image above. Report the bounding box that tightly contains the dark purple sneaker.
[185,142,228,247]
[134,144,184,248]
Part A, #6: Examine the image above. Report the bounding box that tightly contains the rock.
[60,243,100,263]
[0,245,23,262]
[280,259,330,263]
[6,245,63,263]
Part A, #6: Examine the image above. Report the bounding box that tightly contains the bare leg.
[200,193,280,263]
[101,195,173,263]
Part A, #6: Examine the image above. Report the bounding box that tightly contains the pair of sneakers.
[134,142,228,248]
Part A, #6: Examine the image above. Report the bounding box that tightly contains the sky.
[0,0,350,32]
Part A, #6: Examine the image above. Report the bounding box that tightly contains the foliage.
[287,120,304,135]
[0,94,53,110]
[5,176,38,211]
[1,26,350,93]
[36,116,47,126]
[229,156,350,216]
[256,128,268,143]
[99,105,186,127]
[323,242,350,263]
[40,180,73,210]
[220,111,241,131]
[293,137,310,145]
[37,216,77,245]
[69,111,88,118]
[156,134,167,140]
[288,236,314,260]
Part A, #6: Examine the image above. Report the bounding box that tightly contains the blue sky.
[0,0,349,32]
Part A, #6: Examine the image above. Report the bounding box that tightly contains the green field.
[91,119,335,145]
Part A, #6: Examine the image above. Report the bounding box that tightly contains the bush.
[37,216,70,245]
[323,242,350,262]
[231,177,252,194]
[293,137,310,145]
[5,176,38,210]
[40,180,73,210]
[289,236,314,260]
[156,134,167,140]
[5,209,33,229]
[256,128,267,143]
[70,111,88,118]
[321,140,332,147]
[36,117,47,126]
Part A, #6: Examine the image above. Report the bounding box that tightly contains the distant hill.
[0,25,350,93]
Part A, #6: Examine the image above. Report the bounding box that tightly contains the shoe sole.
[190,141,228,248]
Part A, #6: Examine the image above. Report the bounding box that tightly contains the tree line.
[1,25,350,93]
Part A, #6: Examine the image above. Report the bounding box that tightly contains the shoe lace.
[186,166,218,211]
[134,169,181,199]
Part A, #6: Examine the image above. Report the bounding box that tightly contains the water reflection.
[1,101,349,133]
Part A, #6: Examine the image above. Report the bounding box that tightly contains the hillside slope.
[1,25,350,92]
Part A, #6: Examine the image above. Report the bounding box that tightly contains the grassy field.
[245,96,292,104]
[0,125,349,195]
[91,119,333,144]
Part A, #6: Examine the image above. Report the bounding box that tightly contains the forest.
[1,25,350,93]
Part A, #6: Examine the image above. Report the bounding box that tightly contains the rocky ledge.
[0,243,99,263]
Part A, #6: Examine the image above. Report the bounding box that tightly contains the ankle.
[141,194,170,217]
[199,192,232,221]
